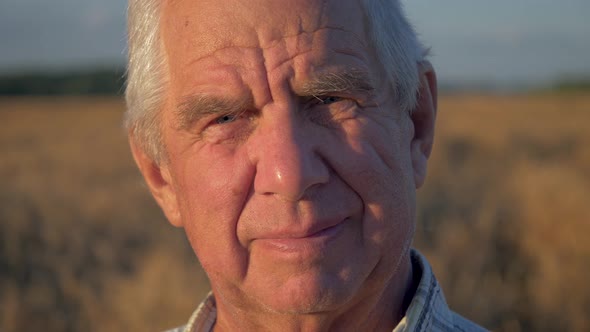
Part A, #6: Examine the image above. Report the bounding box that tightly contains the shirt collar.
[394,250,456,332]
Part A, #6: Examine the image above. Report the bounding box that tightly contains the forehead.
[161,0,368,63]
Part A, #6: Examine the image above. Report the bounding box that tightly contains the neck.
[213,254,416,332]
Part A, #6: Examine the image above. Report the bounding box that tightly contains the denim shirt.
[166,249,488,332]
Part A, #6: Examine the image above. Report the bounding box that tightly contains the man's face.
[152,0,428,315]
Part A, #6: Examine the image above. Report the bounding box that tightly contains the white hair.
[126,0,168,163]
[125,0,427,164]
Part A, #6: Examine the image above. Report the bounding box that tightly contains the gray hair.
[125,0,427,164]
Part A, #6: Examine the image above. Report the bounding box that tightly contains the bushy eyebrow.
[298,69,376,98]
[175,94,250,130]
[174,70,375,130]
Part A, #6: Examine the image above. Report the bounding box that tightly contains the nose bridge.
[248,105,329,201]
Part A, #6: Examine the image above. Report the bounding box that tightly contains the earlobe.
[129,137,183,227]
[410,61,437,189]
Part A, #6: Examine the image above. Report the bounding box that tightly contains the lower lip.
[255,221,348,254]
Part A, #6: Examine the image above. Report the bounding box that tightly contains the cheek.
[326,117,416,250]
[176,145,252,215]
[335,115,414,200]
[173,144,255,281]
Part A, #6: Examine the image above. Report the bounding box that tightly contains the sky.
[1,0,589,87]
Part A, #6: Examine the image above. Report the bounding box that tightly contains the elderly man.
[125,0,486,331]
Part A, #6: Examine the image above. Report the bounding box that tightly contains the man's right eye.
[215,114,238,124]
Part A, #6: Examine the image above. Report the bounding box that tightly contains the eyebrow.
[175,94,250,131]
[298,69,376,98]
[174,69,375,130]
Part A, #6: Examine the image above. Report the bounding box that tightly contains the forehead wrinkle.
[183,43,261,71]
[248,0,329,47]
[259,25,371,78]
[332,46,370,64]
[181,24,370,71]
[263,43,312,76]
[258,26,362,51]
[259,25,371,94]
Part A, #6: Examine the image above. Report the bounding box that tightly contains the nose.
[248,107,329,201]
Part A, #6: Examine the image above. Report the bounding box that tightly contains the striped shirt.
[166,249,487,332]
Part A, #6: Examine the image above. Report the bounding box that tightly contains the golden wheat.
[1,93,589,331]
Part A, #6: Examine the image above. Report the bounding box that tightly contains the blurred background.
[0,0,589,331]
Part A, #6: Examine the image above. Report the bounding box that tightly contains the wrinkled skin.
[130,0,437,331]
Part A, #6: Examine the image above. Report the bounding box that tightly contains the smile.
[252,218,349,254]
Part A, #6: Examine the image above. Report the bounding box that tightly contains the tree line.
[0,69,126,95]
[1,68,588,95]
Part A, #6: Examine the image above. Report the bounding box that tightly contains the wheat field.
[1,94,589,331]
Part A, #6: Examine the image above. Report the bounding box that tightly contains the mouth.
[252,218,349,254]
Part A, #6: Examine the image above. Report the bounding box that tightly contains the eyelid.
[314,95,341,104]
[306,94,360,110]
[199,109,256,144]
[211,109,248,124]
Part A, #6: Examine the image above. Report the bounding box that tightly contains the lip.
[252,219,348,254]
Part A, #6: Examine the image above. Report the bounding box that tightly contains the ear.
[410,61,437,189]
[129,137,183,227]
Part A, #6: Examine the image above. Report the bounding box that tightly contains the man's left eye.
[317,96,343,105]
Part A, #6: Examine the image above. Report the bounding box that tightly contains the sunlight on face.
[159,0,418,317]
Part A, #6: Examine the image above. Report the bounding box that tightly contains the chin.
[254,271,362,315]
